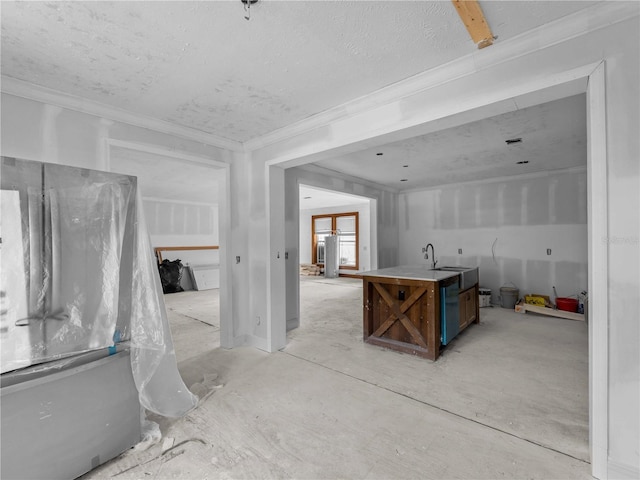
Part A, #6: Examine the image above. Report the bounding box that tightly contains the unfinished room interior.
[1,1,638,479]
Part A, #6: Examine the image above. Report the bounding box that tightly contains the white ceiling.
[315,93,587,190]
[109,147,222,204]
[1,1,596,200]
[300,184,370,211]
[1,1,598,144]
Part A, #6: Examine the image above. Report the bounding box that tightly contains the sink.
[430,266,479,290]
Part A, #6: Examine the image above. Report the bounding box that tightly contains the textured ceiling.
[109,147,222,205]
[300,184,370,210]
[315,93,587,191]
[1,1,599,143]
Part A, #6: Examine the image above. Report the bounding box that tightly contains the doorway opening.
[107,142,227,363]
[274,67,606,473]
[298,184,373,277]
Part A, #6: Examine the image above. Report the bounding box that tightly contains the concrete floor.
[84,277,590,479]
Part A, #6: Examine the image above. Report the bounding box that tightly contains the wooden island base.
[363,270,478,361]
[363,276,451,360]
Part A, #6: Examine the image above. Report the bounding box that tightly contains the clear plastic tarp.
[0,157,197,417]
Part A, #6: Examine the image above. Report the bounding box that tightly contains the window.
[312,212,359,270]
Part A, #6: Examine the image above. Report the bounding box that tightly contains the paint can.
[499,285,520,309]
[478,288,492,307]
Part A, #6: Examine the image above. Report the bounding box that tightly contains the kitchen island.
[361,265,479,361]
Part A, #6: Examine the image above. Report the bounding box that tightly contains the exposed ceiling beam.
[451,0,495,49]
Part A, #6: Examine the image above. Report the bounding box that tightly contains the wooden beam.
[523,303,586,322]
[154,245,219,263]
[451,0,494,49]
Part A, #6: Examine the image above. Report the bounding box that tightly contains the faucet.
[423,243,437,269]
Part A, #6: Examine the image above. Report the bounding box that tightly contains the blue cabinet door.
[440,281,460,345]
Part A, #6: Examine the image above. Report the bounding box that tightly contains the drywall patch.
[555,261,588,295]
[525,259,552,297]
[502,257,523,290]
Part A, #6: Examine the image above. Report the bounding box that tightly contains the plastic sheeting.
[0,157,196,417]
[130,187,197,416]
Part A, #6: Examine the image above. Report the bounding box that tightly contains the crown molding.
[244,1,639,152]
[2,2,635,156]
[0,76,244,153]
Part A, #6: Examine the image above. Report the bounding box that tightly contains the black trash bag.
[158,259,184,294]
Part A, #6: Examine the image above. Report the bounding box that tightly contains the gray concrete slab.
[83,278,590,479]
[290,276,589,462]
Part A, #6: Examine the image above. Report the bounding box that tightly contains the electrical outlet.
[458,248,463,254]
[236,256,241,264]
[547,249,552,255]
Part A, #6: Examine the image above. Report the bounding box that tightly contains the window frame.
[311,211,359,271]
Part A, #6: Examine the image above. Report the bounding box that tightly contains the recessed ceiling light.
[400,179,408,182]
[506,138,523,145]
[516,161,529,165]
[376,152,383,156]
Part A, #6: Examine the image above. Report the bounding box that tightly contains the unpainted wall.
[284,165,398,331]
[399,169,588,303]
[0,92,236,337]
[0,94,230,170]
[144,199,220,267]
[259,15,640,475]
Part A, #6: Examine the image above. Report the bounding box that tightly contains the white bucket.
[500,286,520,309]
[478,288,491,307]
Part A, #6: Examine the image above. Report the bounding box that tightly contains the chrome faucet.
[423,243,437,269]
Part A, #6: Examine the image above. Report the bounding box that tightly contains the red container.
[556,297,578,312]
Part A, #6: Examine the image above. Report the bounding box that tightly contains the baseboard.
[234,334,270,352]
[286,317,300,331]
[608,459,640,480]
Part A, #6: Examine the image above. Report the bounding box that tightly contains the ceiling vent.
[505,138,523,145]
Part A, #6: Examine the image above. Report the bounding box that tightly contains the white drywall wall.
[283,165,397,331]
[255,15,639,477]
[2,10,638,475]
[0,94,230,170]
[0,92,235,340]
[398,169,588,304]
[144,200,220,267]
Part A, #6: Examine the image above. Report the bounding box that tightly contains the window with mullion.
[312,212,358,270]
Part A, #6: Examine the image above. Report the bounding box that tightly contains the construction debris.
[300,264,321,276]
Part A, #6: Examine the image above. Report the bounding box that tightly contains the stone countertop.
[359,265,459,282]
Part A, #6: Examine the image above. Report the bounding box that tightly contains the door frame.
[265,62,609,477]
[105,139,234,348]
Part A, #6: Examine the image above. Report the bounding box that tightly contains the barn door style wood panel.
[363,276,444,360]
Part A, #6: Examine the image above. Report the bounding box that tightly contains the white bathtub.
[1,348,141,480]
